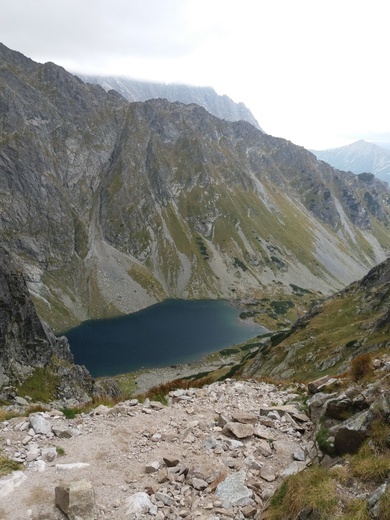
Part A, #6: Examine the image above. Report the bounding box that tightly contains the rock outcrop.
[0,245,118,403]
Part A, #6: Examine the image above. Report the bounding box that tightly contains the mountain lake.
[64,299,267,377]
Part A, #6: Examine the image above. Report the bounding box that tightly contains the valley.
[1,41,390,519]
[1,43,390,333]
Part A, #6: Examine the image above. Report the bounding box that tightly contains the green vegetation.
[316,426,335,455]
[0,453,21,477]
[17,366,60,403]
[268,466,338,519]
[56,446,65,457]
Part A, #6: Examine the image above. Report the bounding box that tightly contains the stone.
[253,426,275,441]
[92,404,111,415]
[55,480,97,520]
[56,463,90,471]
[25,443,40,462]
[150,400,165,409]
[53,426,74,438]
[232,412,258,424]
[260,467,276,482]
[14,396,29,406]
[0,471,27,498]
[331,409,373,455]
[216,470,252,507]
[191,477,208,490]
[244,455,262,470]
[29,414,51,435]
[155,491,176,506]
[145,460,160,473]
[163,455,180,467]
[307,375,333,394]
[293,448,306,461]
[28,460,46,472]
[280,461,307,477]
[125,491,158,516]
[273,440,300,458]
[256,439,273,457]
[324,395,353,420]
[224,422,254,439]
[41,447,57,462]
[217,414,230,428]
[241,504,258,517]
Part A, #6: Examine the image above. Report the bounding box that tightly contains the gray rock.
[273,440,300,458]
[256,439,273,457]
[260,467,276,482]
[331,409,373,455]
[145,461,160,473]
[0,471,27,498]
[125,492,158,517]
[52,426,74,438]
[216,470,252,507]
[55,480,97,520]
[56,463,90,471]
[281,461,307,477]
[191,477,208,490]
[155,491,176,507]
[231,412,258,424]
[41,447,57,462]
[30,414,51,435]
[14,396,29,406]
[224,422,254,439]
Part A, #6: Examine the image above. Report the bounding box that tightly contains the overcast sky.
[1,0,389,150]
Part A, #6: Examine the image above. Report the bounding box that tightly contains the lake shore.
[107,331,272,395]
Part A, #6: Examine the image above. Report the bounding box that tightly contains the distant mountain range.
[312,140,390,183]
[79,74,263,131]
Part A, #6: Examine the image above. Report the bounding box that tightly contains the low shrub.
[350,353,373,382]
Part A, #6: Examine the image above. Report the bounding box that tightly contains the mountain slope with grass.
[244,257,390,382]
[1,43,390,332]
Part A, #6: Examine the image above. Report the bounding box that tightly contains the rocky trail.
[0,379,315,519]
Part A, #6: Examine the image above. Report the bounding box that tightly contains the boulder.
[216,470,252,507]
[30,414,51,435]
[55,480,97,520]
[331,409,373,455]
[125,492,158,517]
[224,422,254,439]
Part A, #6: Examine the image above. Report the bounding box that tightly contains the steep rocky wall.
[0,246,73,386]
[0,245,118,403]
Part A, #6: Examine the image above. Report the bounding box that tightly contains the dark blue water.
[64,299,266,377]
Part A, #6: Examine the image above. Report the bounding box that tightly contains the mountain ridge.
[78,73,263,131]
[312,139,390,183]
[1,43,390,331]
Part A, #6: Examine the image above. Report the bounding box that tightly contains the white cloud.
[1,0,389,149]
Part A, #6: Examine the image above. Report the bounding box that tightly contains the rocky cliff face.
[0,245,117,402]
[79,74,263,131]
[0,246,72,387]
[1,43,390,331]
